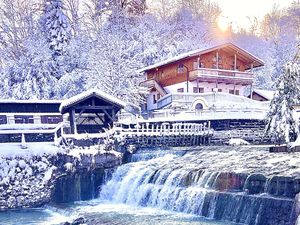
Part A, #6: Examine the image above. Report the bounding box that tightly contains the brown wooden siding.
[146,50,249,87]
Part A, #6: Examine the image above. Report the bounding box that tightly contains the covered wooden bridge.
[60,90,126,134]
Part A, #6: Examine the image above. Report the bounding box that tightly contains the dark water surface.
[0,200,237,225]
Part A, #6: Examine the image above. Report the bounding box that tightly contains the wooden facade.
[0,100,62,125]
[144,43,264,88]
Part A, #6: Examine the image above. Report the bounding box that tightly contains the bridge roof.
[60,89,126,114]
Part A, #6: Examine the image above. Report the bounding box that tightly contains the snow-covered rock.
[228,138,250,146]
[0,142,122,209]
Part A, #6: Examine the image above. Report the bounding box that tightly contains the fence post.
[21,133,27,149]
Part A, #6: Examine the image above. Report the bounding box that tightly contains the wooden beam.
[96,113,109,127]
[92,96,95,106]
[75,109,85,121]
[70,108,77,134]
[102,109,114,122]
[234,53,237,70]
[74,106,115,110]
[216,51,219,70]
[112,107,116,121]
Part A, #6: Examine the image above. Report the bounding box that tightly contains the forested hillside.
[0,0,299,103]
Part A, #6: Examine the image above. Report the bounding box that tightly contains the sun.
[217,16,230,32]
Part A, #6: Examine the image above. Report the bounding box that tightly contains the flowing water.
[0,149,295,225]
[0,200,236,225]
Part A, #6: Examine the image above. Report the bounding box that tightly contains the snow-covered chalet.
[133,43,270,143]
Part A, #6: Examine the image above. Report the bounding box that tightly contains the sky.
[211,0,297,30]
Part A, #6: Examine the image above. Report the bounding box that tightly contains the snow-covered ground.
[0,142,62,158]
[166,146,300,177]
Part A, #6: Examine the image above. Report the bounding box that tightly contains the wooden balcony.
[140,79,167,96]
[189,68,254,85]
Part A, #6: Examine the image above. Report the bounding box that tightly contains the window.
[218,89,222,92]
[177,88,184,93]
[229,90,239,95]
[157,93,161,100]
[41,115,63,124]
[0,115,7,124]
[14,116,34,124]
[153,94,157,104]
[193,61,198,70]
[193,87,204,93]
[195,103,204,110]
[177,64,184,73]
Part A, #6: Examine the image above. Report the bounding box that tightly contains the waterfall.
[128,148,187,162]
[53,168,115,203]
[99,153,296,225]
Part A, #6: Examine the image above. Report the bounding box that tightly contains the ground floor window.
[193,87,204,93]
[0,115,7,124]
[41,115,63,124]
[195,103,204,110]
[14,115,34,124]
[177,88,184,93]
[153,94,157,104]
[229,89,240,95]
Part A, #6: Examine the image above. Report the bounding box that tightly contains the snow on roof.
[139,42,264,72]
[253,89,275,101]
[0,99,62,104]
[60,89,126,113]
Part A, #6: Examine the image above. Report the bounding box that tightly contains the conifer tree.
[41,0,71,56]
[265,63,300,144]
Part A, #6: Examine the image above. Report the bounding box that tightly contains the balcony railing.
[189,68,254,81]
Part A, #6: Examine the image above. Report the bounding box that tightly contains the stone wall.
[0,149,122,209]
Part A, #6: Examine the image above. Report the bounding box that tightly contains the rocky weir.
[100,146,300,225]
[0,144,122,209]
[0,144,300,225]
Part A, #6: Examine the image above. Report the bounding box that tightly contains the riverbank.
[0,144,299,224]
[0,142,122,209]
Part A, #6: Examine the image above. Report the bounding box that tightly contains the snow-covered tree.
[41,0,71,56]
[265,63,300,144]
[83,28,147,105]
[0,0,40,62]
[0,34,59,99]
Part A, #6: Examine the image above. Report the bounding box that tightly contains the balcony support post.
[250,63,254,99]
[234,54,237,70]
[216,51,219,69]
[197,78,199,93]
[233,53,237,94]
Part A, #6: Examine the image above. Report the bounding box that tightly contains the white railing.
[117,122,213,137]
[147,108,267,121]
[189,68,254,80]
[0,122,65,146]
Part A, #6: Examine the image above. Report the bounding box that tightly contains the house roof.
[140,42,264,72]
[59,89,126,114]
[252,89,275,101]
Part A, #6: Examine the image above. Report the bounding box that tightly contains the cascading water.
[99,151,296,225]
[128,148,187,162]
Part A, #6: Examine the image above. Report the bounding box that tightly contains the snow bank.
[0,124,58,130]
[228,138,250,146]
[0,142,63,158]
[67,145,121,159]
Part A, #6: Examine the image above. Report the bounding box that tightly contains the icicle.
[21,133,27,149]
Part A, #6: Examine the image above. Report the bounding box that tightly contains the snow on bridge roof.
[59,89,126,114]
